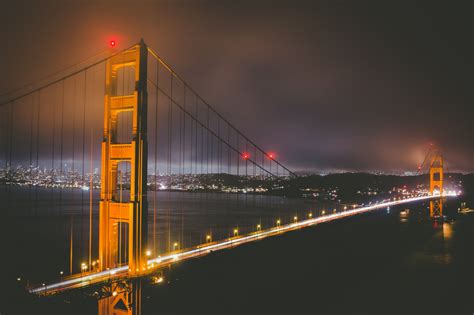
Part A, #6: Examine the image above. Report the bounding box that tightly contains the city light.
[152,276,164,284]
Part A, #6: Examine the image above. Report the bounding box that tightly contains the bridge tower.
[429,153,443,218]
[98,40,148,276]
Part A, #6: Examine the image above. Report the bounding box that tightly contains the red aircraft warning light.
[242,152,249,159]
[268,153,275,159]
[109,40,116,47]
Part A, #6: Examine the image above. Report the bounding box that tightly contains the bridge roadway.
[29,193,458,295]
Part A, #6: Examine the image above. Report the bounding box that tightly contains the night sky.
[0,0,472,173]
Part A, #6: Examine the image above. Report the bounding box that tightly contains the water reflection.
[442,222,453,240]
[399,208,410,222]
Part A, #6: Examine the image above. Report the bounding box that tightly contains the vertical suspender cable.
[69,75,76,273]
[8,102,13,169]
[2,106,6,170]
[81,70,87,262]
[28,95,34,214]
[253,146,256,177]
[195,96,198,174]
[35,91,41,216]
[207,106,210,175]
[227,125,230,174]
[190,89,194,175]
[218,118,221,173]
[89,129,93,270]
[29,95,34,168]
[70,214,74,274]
[51,86,56,215]
[182,85,186,175]
[70,76,76,274]
[167,73,173,252]
[69,214,74,275]
[181,85,185,247]
[60,80,65,216]
[210,114,214,174]
[200,103,203,175]
[237,135,240,176]
[7,102,13,212]
[153,59,159,256]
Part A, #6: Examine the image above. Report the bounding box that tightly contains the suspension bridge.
[0,40,458,314]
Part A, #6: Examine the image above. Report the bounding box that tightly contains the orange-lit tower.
[98,40,148,275]
[429,153,443,218]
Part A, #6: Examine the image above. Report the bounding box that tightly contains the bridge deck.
[29,193,457,295]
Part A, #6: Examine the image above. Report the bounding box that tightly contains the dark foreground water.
[0,188,472,314]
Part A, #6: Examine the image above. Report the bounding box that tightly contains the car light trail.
[29,192,458,295]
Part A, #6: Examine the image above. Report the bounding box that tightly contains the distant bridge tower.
[429,153,443,218]
[98,40,148,276]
